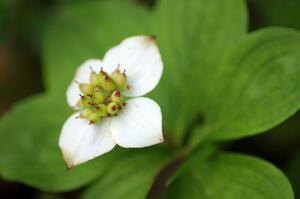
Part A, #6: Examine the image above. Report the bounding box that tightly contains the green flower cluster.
[76,67,128,124]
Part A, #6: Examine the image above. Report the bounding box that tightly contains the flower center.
[76,66,128,124]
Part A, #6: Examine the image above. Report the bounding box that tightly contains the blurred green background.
[1,0,300,198]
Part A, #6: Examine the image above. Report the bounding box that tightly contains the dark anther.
[112,106,117,111]
[104,97,110,105]
[115,90,121,97]
[122,102,127,106]
[88,102,95,107]
[95,86,103,91]
[118,106,123,110]
[89,121,94,125]
[100,67,106,75]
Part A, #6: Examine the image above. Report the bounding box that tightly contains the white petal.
[102,36,163,97]
[59,112,115,168]
[111,97,163,148]
[66,59,102,108]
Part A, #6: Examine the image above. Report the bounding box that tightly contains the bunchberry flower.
[59,36,164,168]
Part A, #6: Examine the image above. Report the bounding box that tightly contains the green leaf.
[0,94,128,192]
[151,0,247,144]
[167,152,294,199]
[43,0,151,95]
[81,147,173,199]
[190,27,300,144]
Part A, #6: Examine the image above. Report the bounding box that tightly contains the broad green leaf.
[167,152,294,199]
[151,0,247,144]
[81,147,173,199]
[0,94,128,192]
[190,27,300,144]
[43,0,151,95]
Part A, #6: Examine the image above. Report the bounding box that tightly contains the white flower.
[59,36,164,169]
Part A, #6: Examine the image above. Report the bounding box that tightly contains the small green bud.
[107,102,118,115]
[81,96,92,107]
[79,83,93,94]
[111,68,127,90]
[101,76,115,92]
[98,70,109,84]
[76,99,83,108]
[80,108,93,118]
[95,69,115,92]
[88,112,101,124]
[93,91,105,104]
[111,90,121,103]
[96,104,108,116]
[89,71,99,87]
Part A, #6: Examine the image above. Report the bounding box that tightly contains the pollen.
[76,65,128,124]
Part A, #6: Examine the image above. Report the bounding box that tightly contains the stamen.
[104,97,110,105]
[112,106,117,111]
[95,86,103,91]
[100,67,105,75]
[87,94,93,98]
[88,102,96,107]
[115,90,121,97]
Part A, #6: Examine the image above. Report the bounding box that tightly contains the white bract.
[59,36,164,169]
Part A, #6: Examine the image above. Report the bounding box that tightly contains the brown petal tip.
[62,150,74,170]
[159,137,164,143]
[145,35,157,42]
